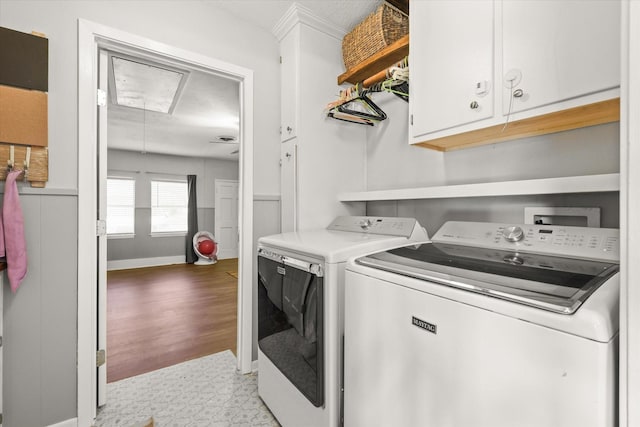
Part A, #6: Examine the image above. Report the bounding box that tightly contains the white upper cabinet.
[409,0,621,149]
[280,27,298,142]
[410,0,495,139]
[502,0,620,115]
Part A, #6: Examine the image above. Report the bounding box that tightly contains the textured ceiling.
[108,1,382,161]
[108,67,241,160]
[216,0,382,35]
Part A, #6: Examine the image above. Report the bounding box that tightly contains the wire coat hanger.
[326,83,388,125]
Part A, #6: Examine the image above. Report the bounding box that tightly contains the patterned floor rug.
[94,350,279,427]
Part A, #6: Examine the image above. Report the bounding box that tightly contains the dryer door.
[257,251,324,407]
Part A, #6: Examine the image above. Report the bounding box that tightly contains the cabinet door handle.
[286,126,293,133]
[513,89,524,98]
[470,101,479,109]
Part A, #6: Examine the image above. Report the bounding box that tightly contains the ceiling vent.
[211,135,237,144]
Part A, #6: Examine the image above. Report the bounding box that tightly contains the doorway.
[78,19,254,426]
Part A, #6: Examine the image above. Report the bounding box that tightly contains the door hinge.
[96,349,106,367]
[97,89,107,107]
[96,219,107,236]
[279,55,282,64]
[0,335,2,347]
[410,114,413,125]
[0,412,3,425]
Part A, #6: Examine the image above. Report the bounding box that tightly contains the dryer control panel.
[433,221,619,262]
[328,216,429,240]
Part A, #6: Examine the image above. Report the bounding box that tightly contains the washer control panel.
[433,221,619,262]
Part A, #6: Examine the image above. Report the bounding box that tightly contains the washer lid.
[357,242,619,314]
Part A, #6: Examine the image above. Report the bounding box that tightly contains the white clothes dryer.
[257,216,428,427]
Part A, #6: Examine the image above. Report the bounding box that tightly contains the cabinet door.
[503,0,620,115]
[280,28,298,142]
[410,0,494,140]
[280,140,297,232]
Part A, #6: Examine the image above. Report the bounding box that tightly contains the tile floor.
[94,350,279,427]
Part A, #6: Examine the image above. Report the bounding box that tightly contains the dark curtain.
[186,174,199,264]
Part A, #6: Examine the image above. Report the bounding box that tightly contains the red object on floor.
[198,239,216,256]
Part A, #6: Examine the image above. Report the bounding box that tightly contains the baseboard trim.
[47,418,78,427]
[107,255,186,271]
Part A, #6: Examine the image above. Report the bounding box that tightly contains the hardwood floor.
[106,258,238,383]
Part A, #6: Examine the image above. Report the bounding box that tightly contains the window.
[106,177,135,235]
[151,180,188,234]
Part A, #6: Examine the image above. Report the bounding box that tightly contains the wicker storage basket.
[342,2,409,70]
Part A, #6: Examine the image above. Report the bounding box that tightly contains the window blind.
[151,180,188,233]
[106,177,135,235]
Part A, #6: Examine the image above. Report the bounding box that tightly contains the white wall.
[0,1,280,426]
[0,0,281,193]
[441,123,620,185]
[364,95,620,230]
[108,150,239,210]
[365,93,446,190]
[365,96,619,190]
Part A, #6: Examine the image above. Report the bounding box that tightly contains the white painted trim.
[0,188,78,196]
[149,232,188,238]
[77,19,254,427]
[237,68,255,376]
[272,2,347,41]
[252,359,259,373]
[77,19,98,427]
[620,2,640,425]
[254,194,281,201]
[107,256,186,271]
[47,418,78,427]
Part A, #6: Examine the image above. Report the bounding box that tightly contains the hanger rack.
[0,143,48,187]
[362,57,408,88]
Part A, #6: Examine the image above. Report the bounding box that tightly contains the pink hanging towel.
[4,170,27,293]
[0,205,5,258]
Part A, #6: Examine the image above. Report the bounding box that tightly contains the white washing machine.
[344,221,620,427]
[257,216,428,427]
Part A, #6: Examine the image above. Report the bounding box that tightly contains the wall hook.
[7,145,15,171]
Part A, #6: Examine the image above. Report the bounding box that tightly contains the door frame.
[621,1,639,424]
[214,179,240,260]
[77,19,254,425]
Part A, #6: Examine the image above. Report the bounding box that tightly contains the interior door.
[97,48,109,407]
[215,179,239,259]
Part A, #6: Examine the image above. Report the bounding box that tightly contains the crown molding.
[272,2,347,41]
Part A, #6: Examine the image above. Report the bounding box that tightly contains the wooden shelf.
[338,34,409,85]
[338,173,620,202]
[416,98,620,152]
